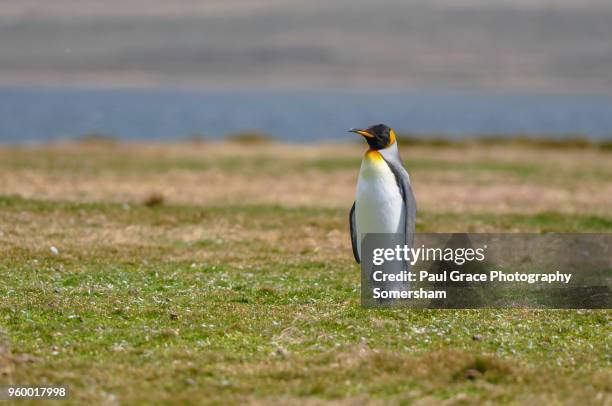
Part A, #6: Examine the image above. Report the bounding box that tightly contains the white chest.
[355,151,404,256]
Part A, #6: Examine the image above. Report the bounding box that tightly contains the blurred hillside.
[2,0,612,90]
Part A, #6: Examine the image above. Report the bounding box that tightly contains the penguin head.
[349,124,396,150]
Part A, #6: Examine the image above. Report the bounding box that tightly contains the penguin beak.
[348,128,374,138]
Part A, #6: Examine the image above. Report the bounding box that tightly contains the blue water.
[1,86,612,143]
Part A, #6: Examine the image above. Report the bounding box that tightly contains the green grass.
[1,198,610,404]
[0,143,610,404]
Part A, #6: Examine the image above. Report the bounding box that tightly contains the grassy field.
[0,140,610,404]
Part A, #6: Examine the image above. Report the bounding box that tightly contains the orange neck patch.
[365,149,384,162]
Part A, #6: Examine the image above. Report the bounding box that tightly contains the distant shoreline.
[2,73,612,96]
[1,135,610,152]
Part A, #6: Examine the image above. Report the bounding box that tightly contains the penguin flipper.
[400,178,417,249]
[383,158,417,248]
[349,202,360,263]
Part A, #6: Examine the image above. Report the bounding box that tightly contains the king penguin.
[349,124,417,264]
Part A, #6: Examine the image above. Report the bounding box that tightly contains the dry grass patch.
[1,142,611,215]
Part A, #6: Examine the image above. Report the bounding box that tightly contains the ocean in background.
[1,86,612,144]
